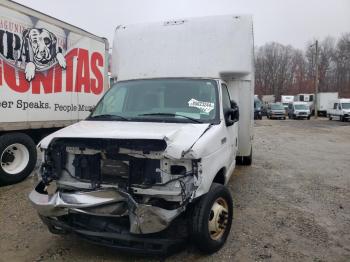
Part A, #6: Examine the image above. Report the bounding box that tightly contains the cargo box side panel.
[227,80,253,157]
[0,4,107,125]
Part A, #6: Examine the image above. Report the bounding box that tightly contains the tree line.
[255,33,350,100]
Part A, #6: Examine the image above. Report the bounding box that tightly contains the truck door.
[221,84,236,160]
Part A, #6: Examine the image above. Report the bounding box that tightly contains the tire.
[0,133,37,185]
[328,114,332,120]
[283,117,286,120]
[293,114,296,120]
[190,183,233,254]
[341,115,345,122]
[307,116,310,120]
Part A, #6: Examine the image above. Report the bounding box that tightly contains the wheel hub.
[1,143,30,174]
[208,197,229,240]
[2,151,15,164]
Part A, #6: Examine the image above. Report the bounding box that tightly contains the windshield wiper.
[138,113,202,123]
[88,114,129,121]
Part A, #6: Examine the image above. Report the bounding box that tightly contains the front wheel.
[190,183,233,254]
[0,133,37,185]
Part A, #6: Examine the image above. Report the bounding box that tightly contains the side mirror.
[88,106,95,113]
[230,100,239,122]
[225,100,239,126]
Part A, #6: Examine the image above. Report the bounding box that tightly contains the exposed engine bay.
[30,138,200,234]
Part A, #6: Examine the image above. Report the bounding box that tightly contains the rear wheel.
[190,183,233,254]
[236,147,252,166]
[0,133,37,185]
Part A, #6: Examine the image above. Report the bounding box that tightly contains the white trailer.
[317,92,338,116]
[281,95,294,110]
[262,94,275,105]
[0,0,109,184]
[30,15,254,254]
[295,93,314,112]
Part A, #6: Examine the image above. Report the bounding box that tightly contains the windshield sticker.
[188,98,214,113]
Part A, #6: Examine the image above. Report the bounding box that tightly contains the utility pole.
[312,40,319,119]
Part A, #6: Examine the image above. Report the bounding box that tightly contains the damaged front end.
[30,137,200,250]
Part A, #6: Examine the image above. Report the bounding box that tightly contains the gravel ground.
[1,118,350,262]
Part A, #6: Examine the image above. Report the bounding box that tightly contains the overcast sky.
[15,0,350,50]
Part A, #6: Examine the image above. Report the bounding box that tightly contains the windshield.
[341,103,350,109]
[294,104,309,110]
[254,99,262,109]
[90,79,219,123]
[271,104,284,110]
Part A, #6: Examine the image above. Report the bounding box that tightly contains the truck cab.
[328,99,350,122]
[29,15,254,254]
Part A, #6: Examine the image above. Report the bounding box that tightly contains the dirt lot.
[1,118,350,262]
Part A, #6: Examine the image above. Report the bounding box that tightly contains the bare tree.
[255,33,350,99]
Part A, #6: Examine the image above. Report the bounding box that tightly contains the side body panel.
[317,92,338,112]
[227,80,253,157]
[0,1,108,131]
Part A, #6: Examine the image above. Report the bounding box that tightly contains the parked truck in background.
[0,1,109,185]
[288,102,311,120]
[281,95,294,111]
[295,93,314,113]
[327,98,350,122]
[29,15,254,254]
[316,92,338,116]
[254,96,262,120]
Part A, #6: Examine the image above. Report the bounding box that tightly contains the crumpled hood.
[39,120,211,159]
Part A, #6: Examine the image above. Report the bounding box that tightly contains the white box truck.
[0,0,109,185]
[316,92,338,116]
[29,15,254,254]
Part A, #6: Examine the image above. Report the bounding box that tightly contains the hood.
[39,120,211,159]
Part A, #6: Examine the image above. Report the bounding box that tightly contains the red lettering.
[54,65,62,93]
[0,60,2,86]
[75,48,90,93]
[3,62,29,93]
[65,48,78,92]
[31,68,54,94]
[90,52,104,95]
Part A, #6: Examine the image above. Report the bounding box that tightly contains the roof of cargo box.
[111,15,253,81]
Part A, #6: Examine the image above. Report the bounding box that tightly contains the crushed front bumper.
[39,215,186,255]
[29,181,188,254]
[29,182,184,235]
